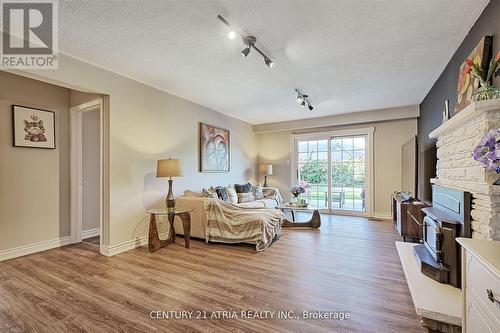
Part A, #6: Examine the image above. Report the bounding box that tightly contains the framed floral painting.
[12,105,56,149]
[455,36,492,113]
[199,122,230,172]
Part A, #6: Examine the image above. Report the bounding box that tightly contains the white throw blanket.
[204,199,285,251]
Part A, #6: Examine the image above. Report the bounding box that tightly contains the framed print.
[12,105,56,149]
[199,122,230,172]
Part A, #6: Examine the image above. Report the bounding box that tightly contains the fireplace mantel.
[428,99,500,240]
[429,99,500,139]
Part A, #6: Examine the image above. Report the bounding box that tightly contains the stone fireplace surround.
[429,99,500,240]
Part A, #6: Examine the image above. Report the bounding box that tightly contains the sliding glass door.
[293,130,371,216]
[330,136,366,212]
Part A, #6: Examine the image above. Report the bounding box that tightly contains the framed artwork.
[199,122,230,172]
[12,105,56,149]
[455,36,492,113]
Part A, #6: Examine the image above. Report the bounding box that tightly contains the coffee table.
[276,205,321,228]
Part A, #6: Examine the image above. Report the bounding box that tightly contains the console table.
[147,209,193,252]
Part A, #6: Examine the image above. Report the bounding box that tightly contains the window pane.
[342,138,353,150]
[353,150,365,162]
[318,140,328,151]
[332,151,341,162]
[308,141,318,152]
[353,137,365,149]
[353,163,365,174]
[331,139,342,151]
[299,153,309,163]
[342,150,353,161]
[298,141,308,152]
[318,151,328,161]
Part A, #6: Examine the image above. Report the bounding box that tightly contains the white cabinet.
[457,238,500,333]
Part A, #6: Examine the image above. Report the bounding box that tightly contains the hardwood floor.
[0,214,426,333]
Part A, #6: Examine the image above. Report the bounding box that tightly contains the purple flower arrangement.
[290,184,307,198]
[472,128,500,184]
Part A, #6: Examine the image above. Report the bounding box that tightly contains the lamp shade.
[156,159,182,178]
[259,164,273,175]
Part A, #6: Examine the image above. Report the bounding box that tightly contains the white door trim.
[70,99,103,246]
[290,127,375,217]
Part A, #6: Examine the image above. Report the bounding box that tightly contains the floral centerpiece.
[290,183,308,206]
[472,128,500,185]
[464,50,500,101]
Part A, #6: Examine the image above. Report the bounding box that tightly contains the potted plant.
[465,50,500,101]
[472,128,500,184]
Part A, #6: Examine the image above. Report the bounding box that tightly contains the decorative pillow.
[237,192,255,203]
[201,186,218,199]
[226,186,238,204]
[215,186,228,201]
[234,182,253,193]
[253,185,264,200]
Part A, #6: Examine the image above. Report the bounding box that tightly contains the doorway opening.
[70,99,103,250]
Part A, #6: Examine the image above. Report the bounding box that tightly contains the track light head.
[241,46,251,58]
[297,96,304,103]
[301,100,306,107]
[264,57,274,68]
[308,104,314,111]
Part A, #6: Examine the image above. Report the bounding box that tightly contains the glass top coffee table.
[276,205,321,228]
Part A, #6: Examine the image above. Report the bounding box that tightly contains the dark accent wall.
[418,0,500,202]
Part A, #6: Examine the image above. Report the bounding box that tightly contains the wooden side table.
[147,209,193,253]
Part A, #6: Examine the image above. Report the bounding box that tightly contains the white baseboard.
[0,236,71,262]
[100,232,169,257]
[82,227,100,239]
[372,212,392,220]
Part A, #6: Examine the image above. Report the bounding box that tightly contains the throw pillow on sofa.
[253,185,264,200]
[215,186,228,201]
[234,182,253,193]
[201,187,218,199]
[237,192,255,203]
[226,186,238,204]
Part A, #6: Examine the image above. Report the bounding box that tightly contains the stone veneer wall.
[432,101,500,240]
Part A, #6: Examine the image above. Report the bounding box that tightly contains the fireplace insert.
[414,185,471,288]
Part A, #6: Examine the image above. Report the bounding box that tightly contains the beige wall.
[257,118,417,217]
[0,71,71,250]
[82,109,101,232]
[7,53,257,248]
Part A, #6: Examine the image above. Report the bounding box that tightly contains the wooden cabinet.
[457,238,500,333]
[391,193,429,241]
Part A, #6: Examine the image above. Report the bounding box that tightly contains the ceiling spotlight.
[241,46,251,58]
[218,14,275,69]
[265,58,274,68]
[295,88,314,111]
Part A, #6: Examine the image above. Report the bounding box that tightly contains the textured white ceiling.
[58,0,488,124]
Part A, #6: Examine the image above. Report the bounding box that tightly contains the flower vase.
[472,84,500,102]
[291,195,299,206]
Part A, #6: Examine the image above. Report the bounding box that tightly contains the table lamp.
[259,164,273,187]
[156,158,182,210]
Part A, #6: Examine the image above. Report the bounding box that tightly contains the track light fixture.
[241,46,251,58]
[295,89,314,111]
[218,14,275,69]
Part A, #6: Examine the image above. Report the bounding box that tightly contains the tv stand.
[391,193,429,242]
